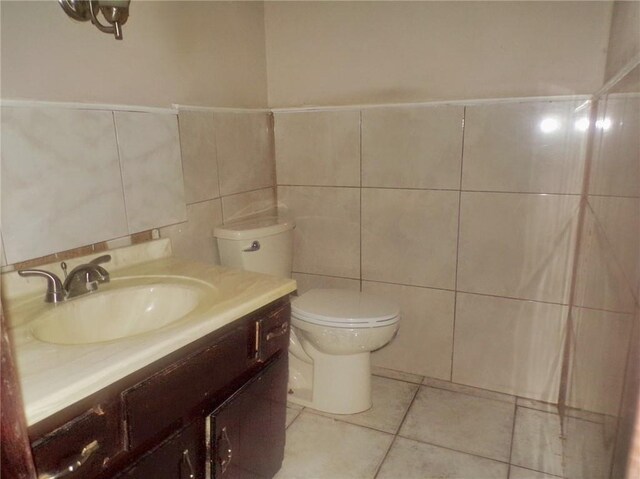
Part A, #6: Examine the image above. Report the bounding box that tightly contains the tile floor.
[275,367,614,479]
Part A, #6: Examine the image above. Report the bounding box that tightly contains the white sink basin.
[31,280,214,345]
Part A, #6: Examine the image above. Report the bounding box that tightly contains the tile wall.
[563,64,640,478]
[274,99,589,402]
[0,105,276,269]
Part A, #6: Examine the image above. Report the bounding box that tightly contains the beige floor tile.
[285,407,302,428]
[377,437,508,479]
[307,376,418,434]
[423,377,516,404]
[372,366,424,384]
[275,412,393,479]
[509,465,562,479]
[399,386,514,462]
[511,407,563,476]
[563,416,614,479]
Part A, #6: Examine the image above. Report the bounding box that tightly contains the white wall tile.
[278,186,360,278]
[215,111,275,196]
[458,192,579,303]
[452,293,567,402]
[114,111,187,234]
[291,273,360,295]
[462,101,587,194]
[178,110,220,203]
[567,307,633,415]
[275,110,360,186]
[367,281,455,380]
[362,105,464,189]
[1,107,128,264]
[221,187,276,222]
[159,199,222,265]
[362,188,458,289]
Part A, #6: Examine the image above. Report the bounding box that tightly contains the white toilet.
[214,215,400,414]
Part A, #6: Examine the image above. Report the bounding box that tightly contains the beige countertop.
[3,241,296,426]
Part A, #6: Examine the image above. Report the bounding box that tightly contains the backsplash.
[0,104,277,269]
[274,98,590,403]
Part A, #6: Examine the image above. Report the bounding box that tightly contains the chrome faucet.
[18,255,112,303]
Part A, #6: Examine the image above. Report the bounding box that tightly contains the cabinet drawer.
[123,327,248,449]
[256,303,290,363]
[114,421,205,479]
[32,401,122,479]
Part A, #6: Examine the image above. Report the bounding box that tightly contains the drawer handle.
[217,426,233,474]
[266,322,288,341]
[38,440,99,479]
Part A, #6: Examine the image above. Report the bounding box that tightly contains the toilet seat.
[291,289,400,328]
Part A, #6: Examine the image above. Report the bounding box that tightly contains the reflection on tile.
[275,110,360,186]
[362,105,464,189]
[366,281,455,380]
[307,376,418,434]
[278,186,360,278]
[214,111,275,196]
[1,107,128,264]
[362,189,458,289]
[422,376,516,404]
[462,101,586,194]
[509,465,561,479]
[114,111,187,233]
[511,408,563,476]
[291,272,360,296]
[399,386,514,462]
[371,366,424,385]
[177,110,219,204]
[589,97,640,197]
[452,293,566,402]
[221,187,276,222]
[458,192,579,303]
[158,199,222,264]
[275,412,393,479]
[377,437,508,479]
[567,307,632,415]
[285,407,302,428]
[563,416,614,479]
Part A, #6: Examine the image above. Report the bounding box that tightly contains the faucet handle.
[17,269,65,303]
[89,254,111,266]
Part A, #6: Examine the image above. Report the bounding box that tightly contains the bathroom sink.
[31,279,215,345]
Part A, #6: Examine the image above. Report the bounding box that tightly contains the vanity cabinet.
[27,298,291,479]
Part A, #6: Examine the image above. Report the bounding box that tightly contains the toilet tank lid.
[292,289,400,324]
[213,215,295,240]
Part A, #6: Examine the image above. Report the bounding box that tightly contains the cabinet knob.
[217,426,233,474]
[180,449,195,479]
[38,440,99,479]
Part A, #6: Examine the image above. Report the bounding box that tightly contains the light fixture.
[58,0,130,40]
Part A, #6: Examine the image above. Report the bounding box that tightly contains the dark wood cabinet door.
[211,353,288,479]
[114,420,205,479]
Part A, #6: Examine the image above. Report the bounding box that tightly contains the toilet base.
[288,340,372,415]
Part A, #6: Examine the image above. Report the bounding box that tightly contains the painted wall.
[264,1,612,107]
[0,1,268,108]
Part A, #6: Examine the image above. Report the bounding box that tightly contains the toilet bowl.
[287,288,399,414]
[213,215,401,415]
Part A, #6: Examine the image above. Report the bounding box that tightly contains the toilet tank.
[213,215,295,279]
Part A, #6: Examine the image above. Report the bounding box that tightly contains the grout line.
[450,106,466,381]
[507,402,518,465]
[373,435,397,479]
[111,111,131,232]
[421,382,515,405]
[509,464,565,478]
[277,183,583,196]
[359,110,363,293]
[212,113,224,221]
